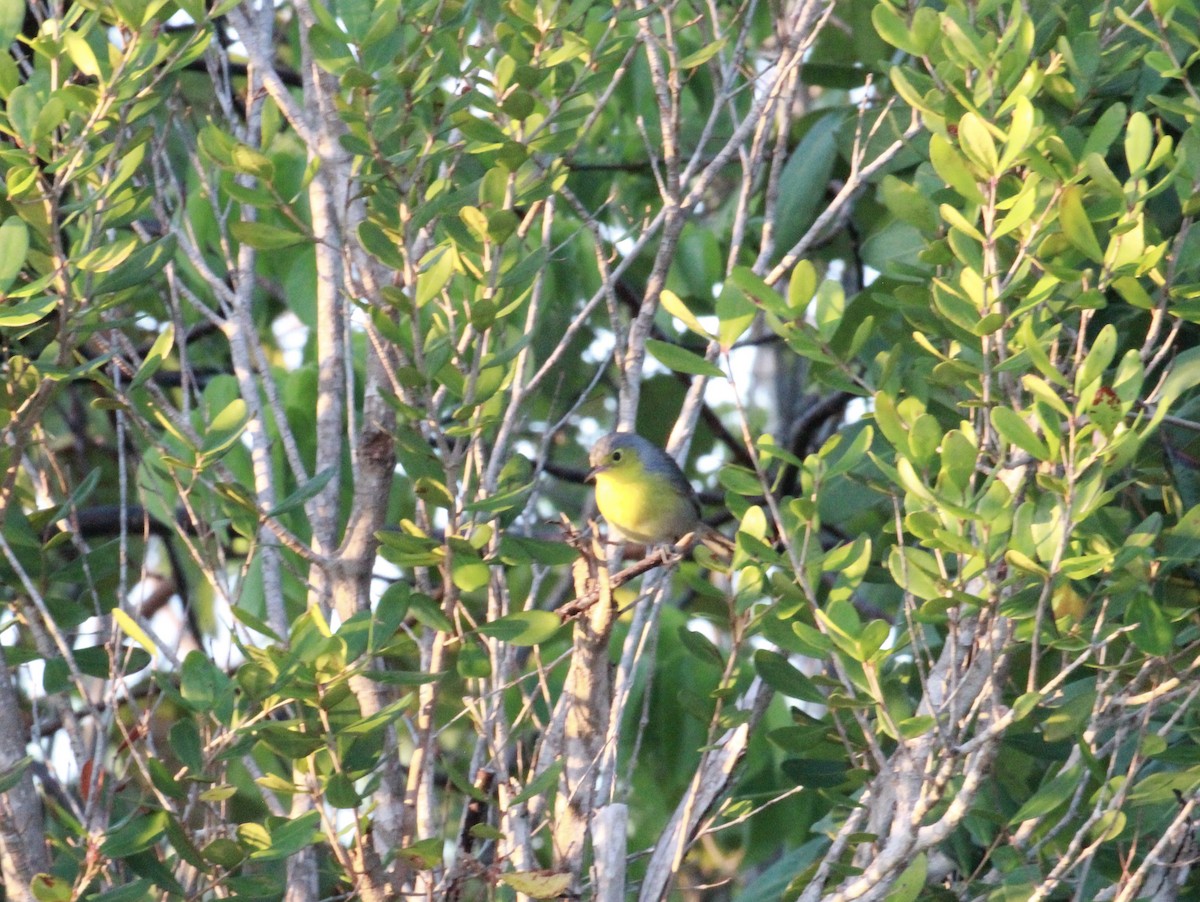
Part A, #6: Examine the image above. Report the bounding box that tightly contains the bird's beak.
[586,463,604,483]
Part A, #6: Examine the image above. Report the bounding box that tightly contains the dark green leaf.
[92,235,177,296]
[754,650,826,704]
[645,339,725,378]
[511,760,563,805]
[83,879,155,902]
[268,466,338,517]
[101,810,168,858]
[169,720,203,774]
[1127,594,1173,655]
[678,627,724,667]
[0,755,31,793]
[202,838,246,868]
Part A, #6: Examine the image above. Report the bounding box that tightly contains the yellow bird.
[586,432,734,556]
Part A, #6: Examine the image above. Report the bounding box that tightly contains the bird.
[586,432,735,557]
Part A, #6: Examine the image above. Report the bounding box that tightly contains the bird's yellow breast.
[593,464,698,545]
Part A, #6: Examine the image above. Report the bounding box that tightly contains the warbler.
[586,432,735,556]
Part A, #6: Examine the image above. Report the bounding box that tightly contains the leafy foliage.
[3,0,1200,900]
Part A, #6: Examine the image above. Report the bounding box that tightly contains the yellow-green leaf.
[659,288,712,339]
[113,608,158,654]
[1059,186,1103,262]
[958,112,998,176]
[678,37,726,69]
[499,871,573,899]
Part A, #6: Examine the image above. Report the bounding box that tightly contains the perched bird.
[587,432,735,556]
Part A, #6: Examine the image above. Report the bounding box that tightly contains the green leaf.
[814,280,844,342]
[202,398,249,457]
[678,37,726,69]
[871,3,916,53]
[84,880,155,902]
[991,407,1050,460]
[91,222,143,266]
[477,611,563,646]
[888,546,943,601]
[247,812,321,861]
[999,97,1035,171]
[645,339,725,378]
[824,424,873,478]
[781,757,854,788]
[754,650,826,704]
[0,216,29,292]
[1127,594,1172,655]
[415,243,456,307]
[716,282,756,348]
[775,113,842,251]
[257,725,326,759]
[958,112,998,176]
[180,650,225,711]
[1090,810,1126,842]
[63,31,101,79]
[1075,324,1117,396]
[396,836,443,869]
[0,0,23,47]
[169,720,203,773]
[129,324,175,392]
[201,838,245,868]
[718,465,762,495]
[268,466,338,517]
[511,759,563,805]
[1125,111,1151,173]
[728,266,787,317]
[456,644,491,678]
[0,755,31,793]
[1059,186,1104,262]
[1009,765,1080,824]
[995,179,1037,238]
[358,221,405,269]
[1083,103,1127,158]
[451,552,491,592]
[230,220,307,250]
[500,535,578,565]
[930,134,984,204]
[92,235,177,296]
[1152,346,1200,414]
[679,627,724,667]
[231,144,275,179]
[788,260,817,311]
[0,295,56,327]
[101,810,169,858]
[147,759,185,801]
[7,84,40,145]
[884,853,928,902]
[324,773,361,809]
[939,204,984,242]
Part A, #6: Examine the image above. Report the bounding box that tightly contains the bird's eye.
[611,450,623,462]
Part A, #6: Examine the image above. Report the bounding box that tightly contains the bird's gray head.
[587,432,650,478]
